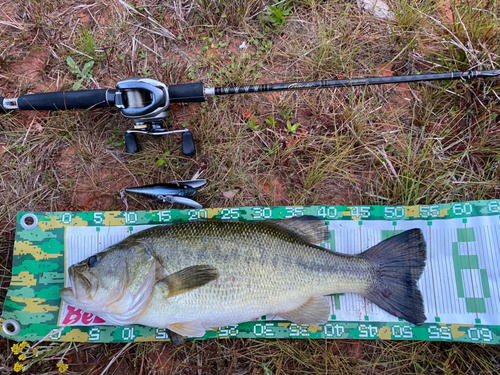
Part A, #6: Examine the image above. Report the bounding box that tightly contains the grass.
[1,0,500,373]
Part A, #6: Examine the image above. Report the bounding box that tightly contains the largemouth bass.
[59,217,427,338]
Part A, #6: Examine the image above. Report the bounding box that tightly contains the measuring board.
[1,201,499,344]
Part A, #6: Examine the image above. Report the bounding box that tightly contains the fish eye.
[87,256,98,267]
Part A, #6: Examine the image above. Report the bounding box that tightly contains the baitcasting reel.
[1,77,208,155]
[115,78,195,155]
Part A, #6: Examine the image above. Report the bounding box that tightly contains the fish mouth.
[64,266,93,301]
[59,286,75,303]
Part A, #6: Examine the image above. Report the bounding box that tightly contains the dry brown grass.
[1,0,500,373]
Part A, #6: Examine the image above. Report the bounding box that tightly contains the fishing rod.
[1,69,499,154]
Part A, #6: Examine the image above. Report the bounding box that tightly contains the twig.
[118,0,176,40]
[99,342,133,375]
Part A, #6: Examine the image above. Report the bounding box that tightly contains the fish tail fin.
[361,229,427,325]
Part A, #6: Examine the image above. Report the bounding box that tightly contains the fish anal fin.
[168,320,206,338]
[279,295,331,325]
[164,327,187,346]
[158,265,219,298]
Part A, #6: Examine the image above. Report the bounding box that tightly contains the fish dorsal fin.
[267,216,330,244]
[158,265,219,298]
[168,320,206,337]
[278,295,331,325]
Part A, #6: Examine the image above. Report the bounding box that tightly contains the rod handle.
[16,89,115,111]
[0,97,8,113]
[168,83,205,103]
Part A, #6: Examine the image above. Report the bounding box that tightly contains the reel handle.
[125,128,196,156]
[125,132,139,153]
[181,130,196,156]
[1,82,206,113]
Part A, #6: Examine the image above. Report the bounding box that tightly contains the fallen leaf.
[242,110,253,119]
[190,169,204,181]
[441,4,453,22]
[223,190,237,199]
[357,0,394,21]
[380,63,394,77]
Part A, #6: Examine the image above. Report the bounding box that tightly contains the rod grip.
[168,83,205,103]
[17,89,113,111]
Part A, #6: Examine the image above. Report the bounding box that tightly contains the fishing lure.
[125,179,206,208]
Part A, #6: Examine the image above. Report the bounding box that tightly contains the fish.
[59,216,427,340]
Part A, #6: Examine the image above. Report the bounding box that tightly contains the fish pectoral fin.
[168,320,206,338]
[279,295,330,325]
[159,265,219,298]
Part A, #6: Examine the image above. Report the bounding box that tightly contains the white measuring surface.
[59,216,499,328]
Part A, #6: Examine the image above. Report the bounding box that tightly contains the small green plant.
[107,128,125,147]
[248,117,258,130]
[156,151,171,167]
[265,114,277,128]
[66,56,94,90]
[286,120,300,134]
[279,108,294,120]
[258,360,274,375]
[187,62,202,80]
[143,66,152,76]
[76,26,98,59]
[264,2,292,26]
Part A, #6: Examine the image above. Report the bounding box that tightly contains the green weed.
[305,3,371,76]
[75,26,100,60]
[195,0,261,28]
[261,1,293,27]
[66,56,94,90]
[155,151,172,167]
[248,116,259,130]
[286,120,300,134]
[265,114,277,128]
